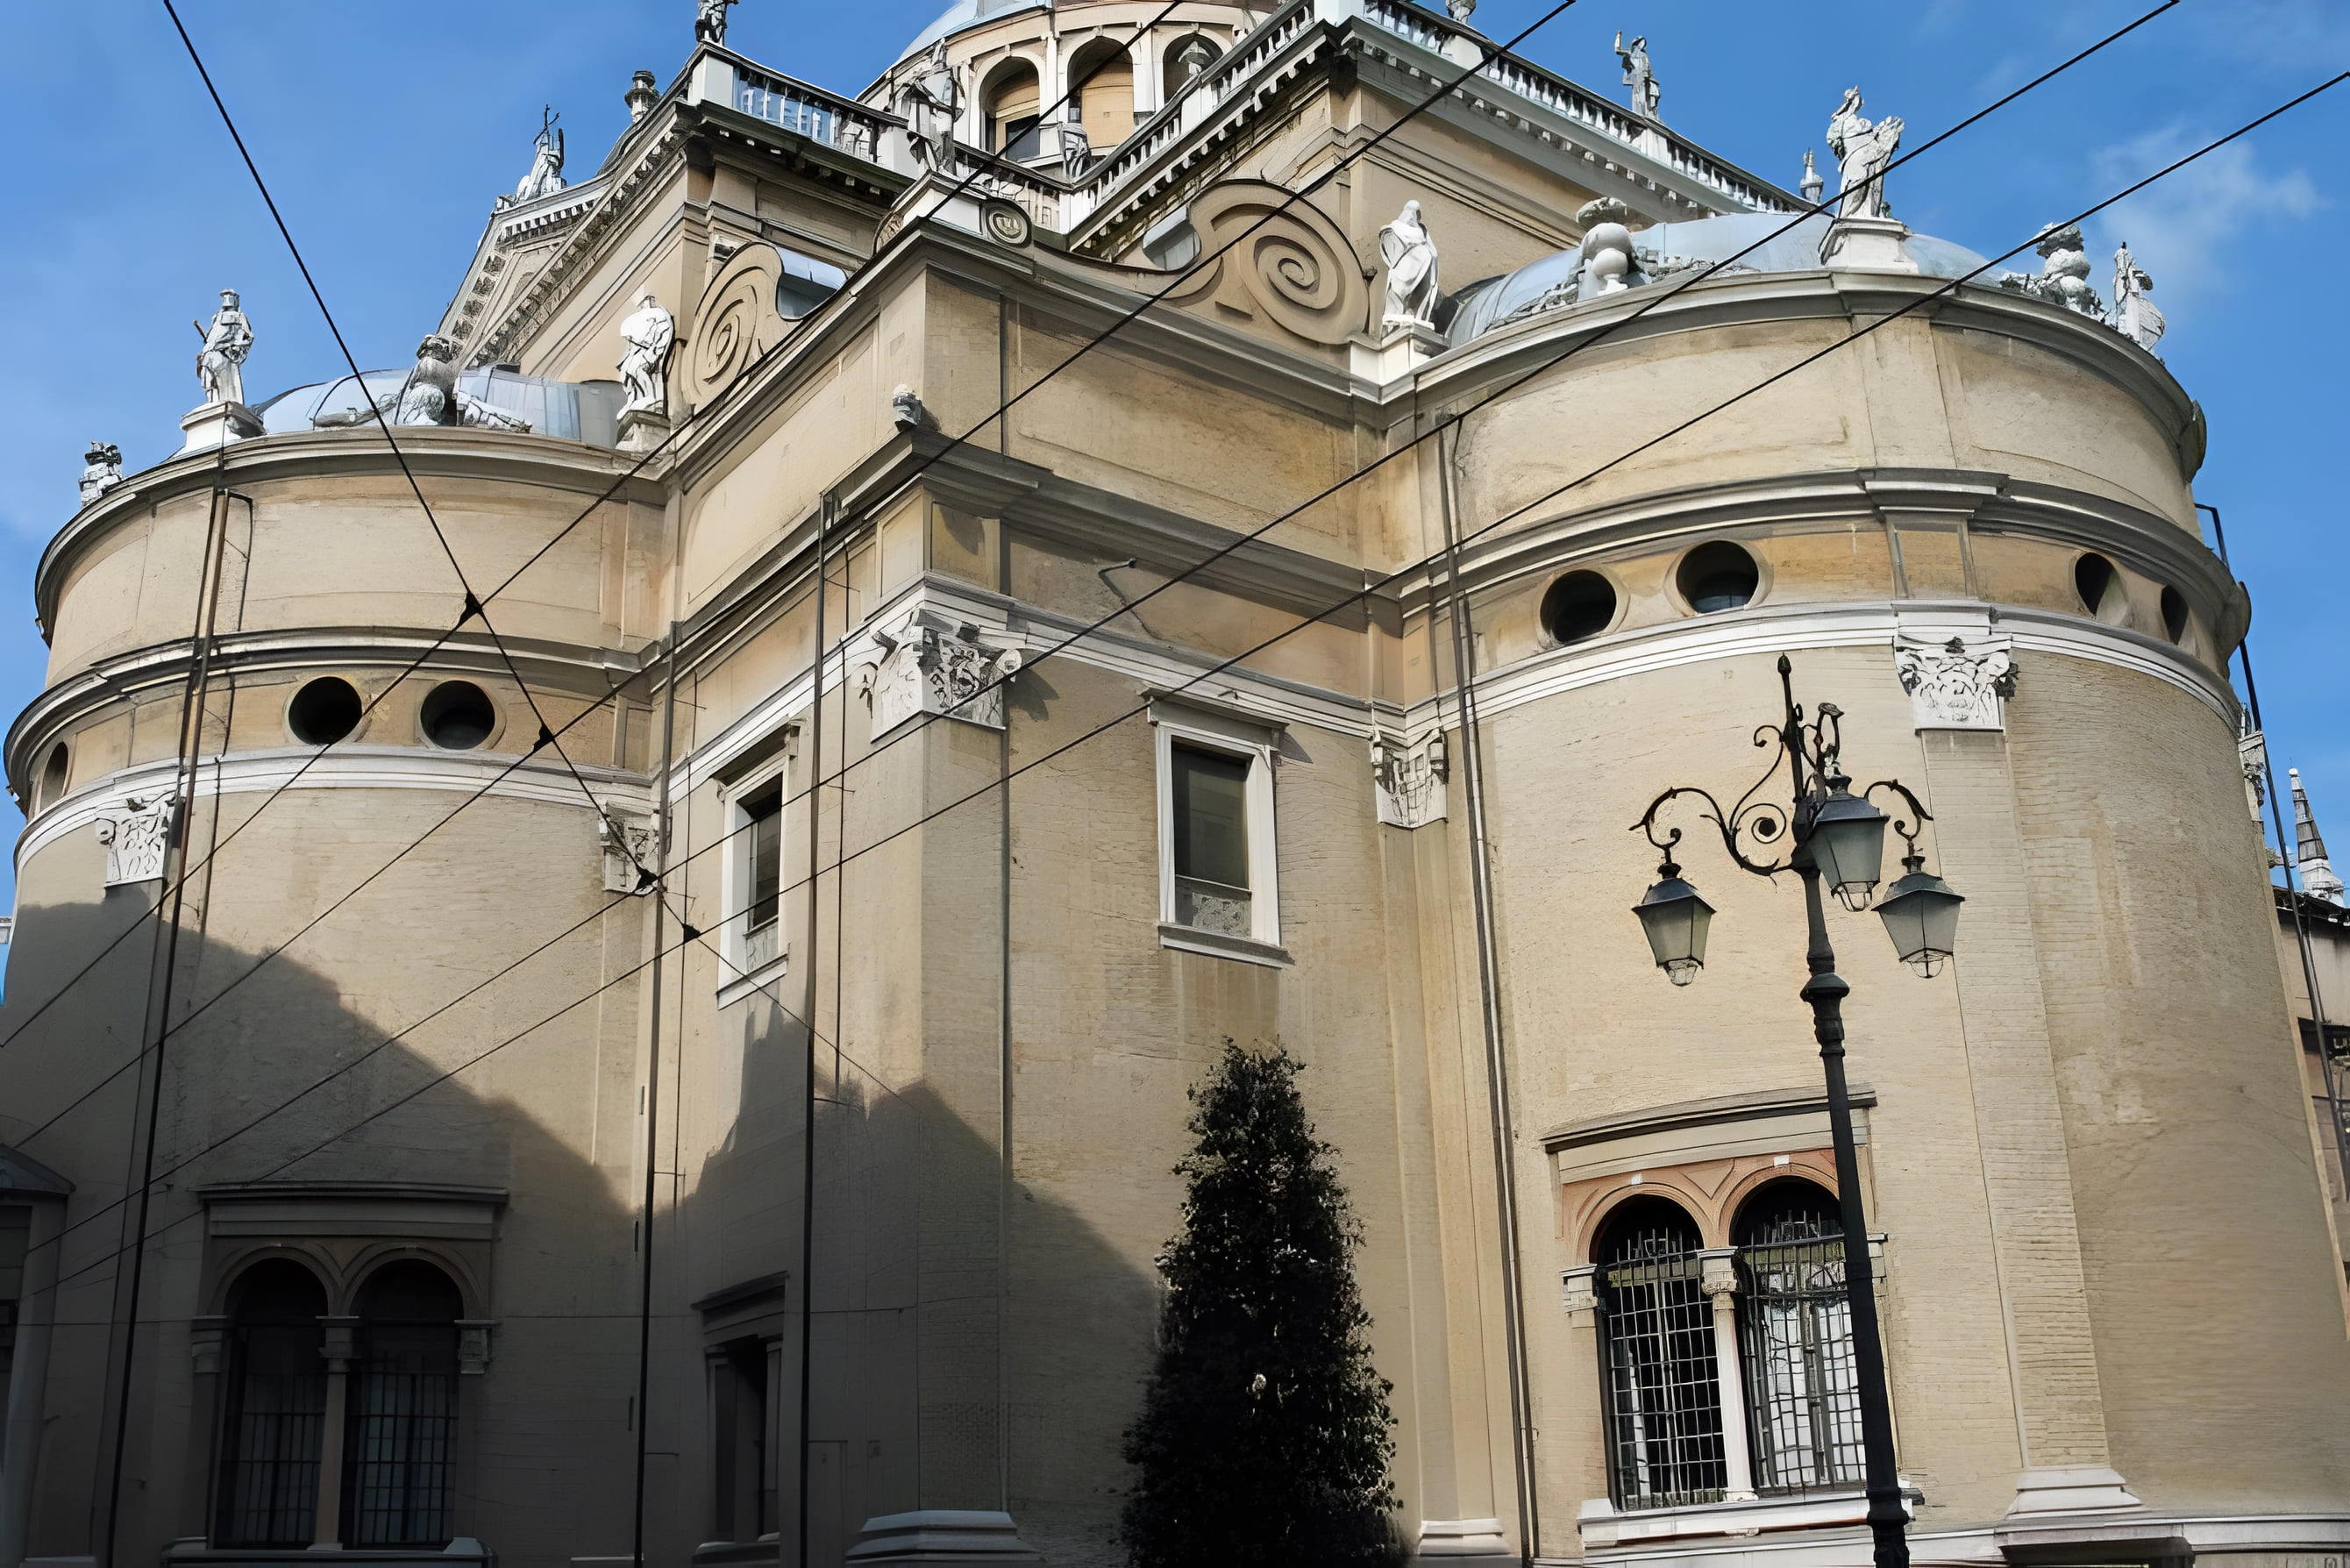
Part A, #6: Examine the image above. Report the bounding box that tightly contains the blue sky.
[1,0,2345,909]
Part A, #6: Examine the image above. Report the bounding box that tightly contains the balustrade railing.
[728,60,894,164]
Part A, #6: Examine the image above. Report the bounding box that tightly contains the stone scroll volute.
[687,242,787,405]
[1159,179,1372,348]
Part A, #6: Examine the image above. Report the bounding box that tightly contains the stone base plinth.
[179,401,263,454]
[2005,1466,2143,1517]
[845,1512,1041,1565]
[1419,1516,1513,1557]
[617,405,673,454]
[1821,214,1919,274]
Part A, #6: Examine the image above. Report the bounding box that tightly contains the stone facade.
[2,5,2344,1568]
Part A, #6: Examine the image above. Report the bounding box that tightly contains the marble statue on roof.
[1615,32,1661,120]
[619,296,678,416]
[2111,242,2166,354]
[194,290,253,408]
[1379,201,1442,330]
[697,0,738,46]
[509,108,566,205]
[1826,88,1901,221]
[899,40,963,174]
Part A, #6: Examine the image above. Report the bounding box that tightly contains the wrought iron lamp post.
[1628,656,1963,1568]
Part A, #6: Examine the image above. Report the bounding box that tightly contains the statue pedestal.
[178,401,262,456]
[617,406,673,455]
[1354,322,1448,383]
[1821,215,1918,274]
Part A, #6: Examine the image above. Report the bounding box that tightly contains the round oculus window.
[1677,541,1760,615]
[420,681,498,751]
[1542,570,1618,645]
[288,677,363,746]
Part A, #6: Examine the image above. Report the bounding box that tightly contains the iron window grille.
[216,1265,330,1549]
[343,1262,461,1547]
[1737,1194,1864,1494]
[1597,1209,1727,1510]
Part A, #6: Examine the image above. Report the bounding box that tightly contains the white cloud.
[2087,125,2324,306]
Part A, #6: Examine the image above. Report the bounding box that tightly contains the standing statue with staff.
[193,289,253,408]
[1826,87,1903,220]
[897,40,964,175]
[1615,32,1662,120]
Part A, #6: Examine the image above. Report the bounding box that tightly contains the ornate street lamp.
[1627,655,1962,1568]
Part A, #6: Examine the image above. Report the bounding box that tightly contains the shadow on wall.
[686,987,1164,1568]
[0,894,640,1568]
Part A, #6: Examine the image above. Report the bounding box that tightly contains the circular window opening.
[2074,552,2121,621]
[288,677,363,746]
[1677,541,1760,614]
[420,681,497,751]
[38,744,68,809]
[1542,571,1619,645]
[2160,584,2190,645]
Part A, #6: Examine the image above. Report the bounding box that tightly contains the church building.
[3,3,2345,1567]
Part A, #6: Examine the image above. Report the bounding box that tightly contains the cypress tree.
[1120,1042,1406,1567]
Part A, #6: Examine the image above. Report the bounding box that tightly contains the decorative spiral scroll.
[979,197,1033,249]
[688,242,784,403]
[1160,179,1371,346]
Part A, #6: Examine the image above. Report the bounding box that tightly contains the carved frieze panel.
[1372,728,1449,829]
[855,611,1024,740]
[96,796,174,887]
[1895,633,2017,731]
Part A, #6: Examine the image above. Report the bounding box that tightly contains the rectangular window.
[1152,699,1283,960]
[739,781,785,976]
[1171,743,1251,935]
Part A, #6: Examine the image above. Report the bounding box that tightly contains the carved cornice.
[17,746,654,873]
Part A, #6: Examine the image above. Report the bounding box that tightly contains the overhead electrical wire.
[1,0,1594,1068]
[22,0,2179,1130]
[25,72,2343,1318]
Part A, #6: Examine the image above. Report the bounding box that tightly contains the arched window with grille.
[1595,1198,1726,1509]
[345,1261,461,1547]
[1735,1182,1863,1493]
[216,1261,330,1548]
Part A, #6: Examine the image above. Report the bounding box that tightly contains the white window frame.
[1150,694,1286,966]
[717,751,793,1008]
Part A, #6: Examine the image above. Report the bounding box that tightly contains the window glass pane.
[218,1263,329,1549]
[1736,1187,1862,1493]
[1597,1201,1726,1511]
[745,785,784,923]
[1171,745,1250,890]
[347,1265,459,1548]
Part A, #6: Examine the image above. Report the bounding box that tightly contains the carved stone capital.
[601,811,659,895]
[1895,632,2018,731]
[189,1315,231,1377]
[1560,1265,1599,1323]
[1698,1246,1741,1303]
[319,1315,362,1365]
[96,795,175,887]
[855,610,1023,741]
[457,1319,497,1376]
[1371,727,1449,829]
